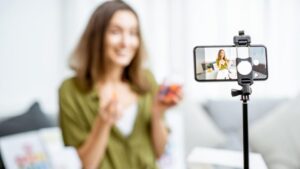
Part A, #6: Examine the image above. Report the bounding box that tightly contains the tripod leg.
[243,101,249,169]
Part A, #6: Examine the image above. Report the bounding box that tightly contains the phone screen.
[193,45,268,81]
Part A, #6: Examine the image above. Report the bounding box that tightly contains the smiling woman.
[58,1,182,169]
[68,1,147,92]
[105,10,140,67]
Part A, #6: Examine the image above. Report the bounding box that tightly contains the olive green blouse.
[216,59,229,70]
[59,70,159,169]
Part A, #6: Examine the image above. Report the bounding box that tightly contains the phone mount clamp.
[231,30,253,169]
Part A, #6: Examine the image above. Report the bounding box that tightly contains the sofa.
[183,95,300,169]
[0,102,57,169]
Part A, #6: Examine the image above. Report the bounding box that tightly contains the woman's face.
[220,50,225,59]
[104,10,140,68]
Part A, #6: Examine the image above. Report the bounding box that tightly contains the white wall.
[1,0,300,117]
[0,0,63,116]
[0,0,102,117]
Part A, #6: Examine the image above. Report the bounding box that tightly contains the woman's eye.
[130,30,138,36]
[109,29,120,35]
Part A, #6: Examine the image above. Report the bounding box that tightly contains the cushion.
[249,95,300,169]
[203,98,287,132]
[0,102,54,137]
[222,131,243,150]
[182,99,227,156]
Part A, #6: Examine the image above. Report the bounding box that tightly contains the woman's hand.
[99,93,121,127]
[152,84,183,118]
[151,84,183,158]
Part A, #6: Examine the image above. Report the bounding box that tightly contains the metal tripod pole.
[242,98,249,169]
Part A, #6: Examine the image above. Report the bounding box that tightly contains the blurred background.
[1,0,300,169]
[1,0,300,114]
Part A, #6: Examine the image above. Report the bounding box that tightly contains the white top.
[116,103,138,137]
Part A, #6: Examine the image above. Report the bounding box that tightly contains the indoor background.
[1,0,299,115]
[0,0,299,168]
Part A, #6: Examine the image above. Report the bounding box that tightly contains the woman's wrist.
[151,106,165,120]
[97,114,114,130]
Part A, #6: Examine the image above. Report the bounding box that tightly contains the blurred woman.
[58,1,182,169]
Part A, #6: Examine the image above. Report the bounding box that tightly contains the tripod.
[231,31,253,169]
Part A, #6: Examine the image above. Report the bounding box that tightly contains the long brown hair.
[70,1,150,94]
[217,49,227,61]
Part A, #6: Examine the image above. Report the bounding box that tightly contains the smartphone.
[193,45,268,82]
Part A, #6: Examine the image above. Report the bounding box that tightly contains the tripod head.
[234,30,251,46]
[231,30,253,101]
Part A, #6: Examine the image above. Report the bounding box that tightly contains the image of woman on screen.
[216,49,229,70]
[216,49,230,79]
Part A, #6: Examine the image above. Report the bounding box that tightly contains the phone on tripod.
[193,45,268,82]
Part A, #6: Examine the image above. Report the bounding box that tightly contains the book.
[0,127,81,169]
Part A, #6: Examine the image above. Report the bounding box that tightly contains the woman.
[216,49,229,70]
[58,1,182,169]
[216,49,230,79]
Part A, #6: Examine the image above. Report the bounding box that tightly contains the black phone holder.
[231,30,253,169]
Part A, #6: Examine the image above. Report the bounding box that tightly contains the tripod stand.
[231,31,253,169]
